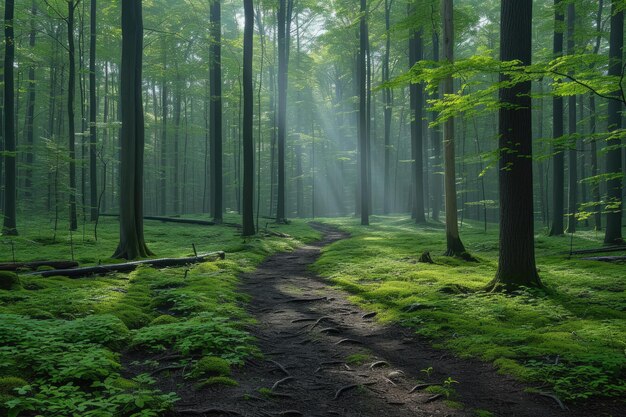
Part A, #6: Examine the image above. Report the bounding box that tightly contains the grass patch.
[312,216,626,401]
[0,214,320,416]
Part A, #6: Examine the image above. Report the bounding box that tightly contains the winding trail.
[170,223,617,417]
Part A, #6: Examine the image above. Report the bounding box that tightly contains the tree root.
[290,318,317,323]
[273,410,302,416]
[285,297,327,303]
[369,361,389,370]
[423,394,444,403]
[319,327,339,334]
[361,311,377,319]
[537,392,568,410]
[408,383,436,393]
[334,338,361,345]
[177,408,243,416]
[149,364,185,376]
[308,316,332,331]
[268,360,291,376]
[333,382,377,400]
[271,376,295,391]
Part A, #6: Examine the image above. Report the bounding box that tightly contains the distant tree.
[66,0,81,231]
[566,3,577,234]
[549,0,565,237]
[604,0,624,244]
[487,0,541,290]
[2,0,17,236]
[383,0,393,215]
[113,0,152,259]
[441,0,465,255]
[358,0,369,226]
[409,2,425,223]
[242,0,256,236]
[24,1,37,200]
[210,0,223,224]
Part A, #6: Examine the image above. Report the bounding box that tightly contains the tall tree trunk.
[358,0,370,225]
[210,0,223,223]
[2,0,17,235]
[113,0,152,259]
[160,43,168,215]
[441,0,465,255]
[566,3,577,233]
[276,0,291,223]
[89,0,98,221]
[383,0,393,214]
[549,0,565,236]
[431,29,442,221]
[173,70,182,214]
[67,1,79,231]
[242,0,256,236]
[604,0,624,244]
[24,1,36,201]
[488,0,541,290]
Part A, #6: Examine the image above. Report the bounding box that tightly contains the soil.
[151,223,624,417]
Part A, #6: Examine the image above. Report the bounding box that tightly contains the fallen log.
[99,213,217,226]
[0,260,79,272]
[25,252,225,278]
[581,256,626,263]
[568,246,626,255]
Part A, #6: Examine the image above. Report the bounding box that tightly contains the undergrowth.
[0,214,320,416]
[313,216,626,402]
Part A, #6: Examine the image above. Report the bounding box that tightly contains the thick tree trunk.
[210,0,223,223]
[566,3,577,234]
[242,0,256,236]
[431,31,442,222]
[113,0,152,259]
[276,0,290,223]
[489,0,541,290]
[89,0,98,221]
[358,0,369,226]
[2,0,17,235]
[549,0,565,236]
[160,44,168,215]
[23,1,36,200]
[441,0,465,255]
[383,0,393,215]
[67,1,79,231]
[604,0,624,244]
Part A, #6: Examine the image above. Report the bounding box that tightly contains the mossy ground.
[0,214,320,416]
[312,216,626,401]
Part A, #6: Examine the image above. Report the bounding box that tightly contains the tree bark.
[67,1,80,231]
[24,1,37,200]
[566,3,577,233]
[2,0,17,235]
[409,4,425,223]
[488,0,541,290]
[113,0,152,259]
[604,0,624,244]
[89,0,98,221]
[358,0,370,226]
[210,0,223,223]
[242,0,256,236]
[441,0,465,255]
[383,0,393,215]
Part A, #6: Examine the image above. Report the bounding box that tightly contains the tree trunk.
[549,0,565,236]
[67,1,79,231]
[210,0,223,223]
[566,3,577,233]
[383,0,393,214]
[488,0,541,290]
[604,0,624,244]
[89,0,98,221]
[23,1,36,201]
[431,30,442,222]
[441,0,465,255]
[242,0,256,236]
[409,4,425,223]
[358,0,370,226]
[160,43,168,215]
[276,0,291,223]
[2,0,17,235]
[113,0,153,259]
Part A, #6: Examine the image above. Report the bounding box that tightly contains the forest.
[0,0,625,416]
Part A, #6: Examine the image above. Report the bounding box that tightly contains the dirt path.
[168,224,619,417]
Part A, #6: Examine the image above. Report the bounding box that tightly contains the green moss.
[258,387,273,397]
[0,272,20,290]
[110,377,139,390]
[346,353,370,365]
[190,356,231,378]
[0,376,28,406]
[110,306,152,330]
[444,400,464,409]
[195,376,239,389]
[473,409,494,417]
[149,315,179,326]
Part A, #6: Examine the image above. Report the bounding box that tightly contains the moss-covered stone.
[0,376,28,405]
[0,272,20,291]
[190,356,231,378]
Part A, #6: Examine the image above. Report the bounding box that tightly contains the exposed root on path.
[268,360,291,376]
[271,376,295,391]
[177,408,243,416]
[333,381,377,400]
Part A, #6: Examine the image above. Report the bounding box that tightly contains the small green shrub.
[149,315,179,326]
[0,272,20,290]
[0,376,28,404]
[190,356,231,378]
[195,376,238,389]
[110,306,152,329]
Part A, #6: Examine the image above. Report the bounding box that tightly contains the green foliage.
[190,356,231,378]
[149,315,179,326]
[0,272,20,291]
[346,353,371,365]
[195,376,239,389]
[313,217,626,400]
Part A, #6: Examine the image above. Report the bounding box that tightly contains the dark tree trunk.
[242,0,256,236]
[566,3,577,234]
[160,44,168,215]
[431,30,442,222]
[210,0,223,223]
[2,0,17,235]
[113,0,152,259]
[442,0,465,255]
[358,0,369,226]
[89,0,98,221]
[67,1,79,231]
[276,0,292,223]
[549,0,565,236]
[488,0,541,290]
[24,1,36,200]
[604,0,624,244]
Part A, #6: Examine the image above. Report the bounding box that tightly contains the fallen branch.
[333,382,377,400]
[408,383,436,393]
[581,256,626,263]
[25,252,225,278]
[177,408,242,416]
[568,246,626,255]
[271,376,295,391]
[100,213,241,228]
[0,260,79,272]
[537,392,568,410]
[268,360,290,376]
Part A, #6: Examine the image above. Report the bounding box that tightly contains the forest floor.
[162,222,623,417]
